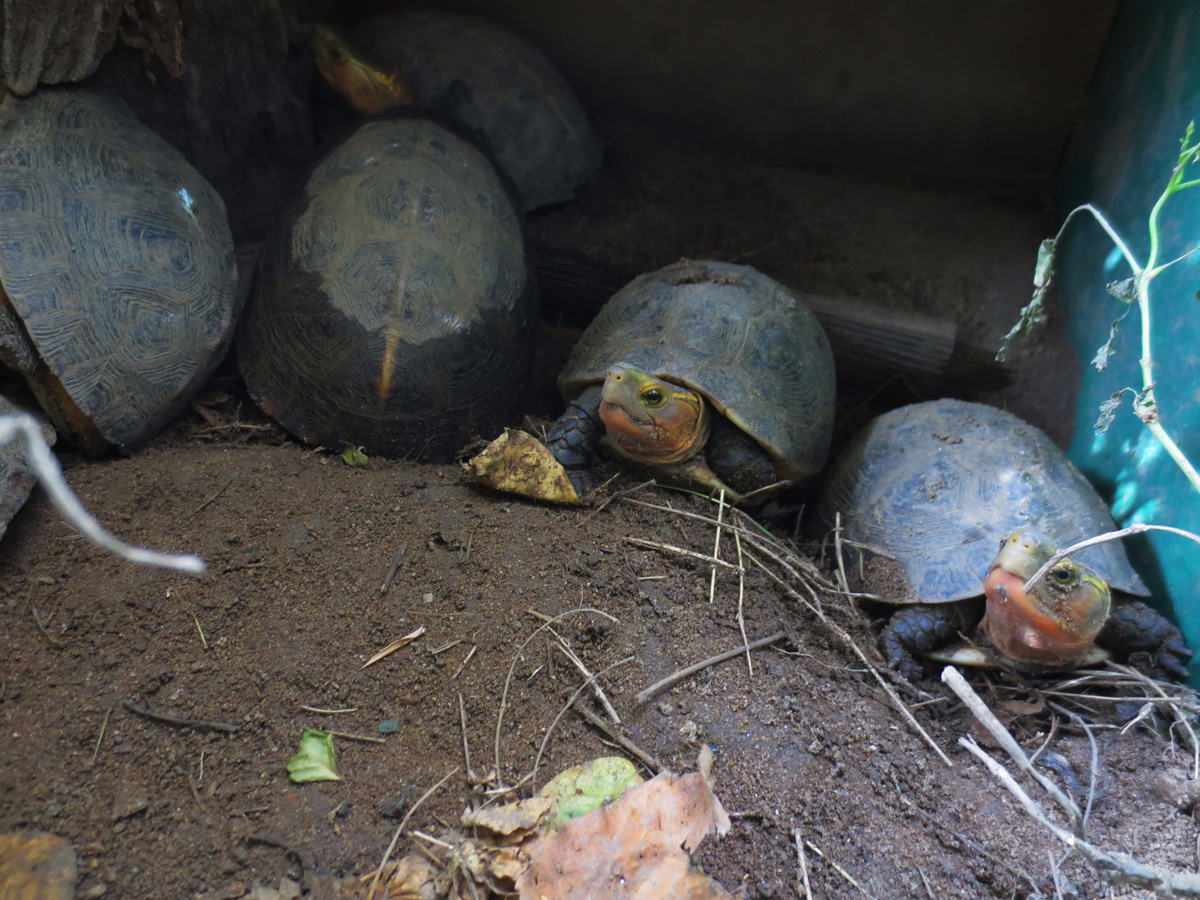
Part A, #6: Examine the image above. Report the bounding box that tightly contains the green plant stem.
[1147,419,1200,494]
[1066,199,1200,497]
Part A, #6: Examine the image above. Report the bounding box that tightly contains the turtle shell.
[352,10,602,212]
[559,260,836,480]
[0,88,238,454]
[814,399,1148,603]
[237,116,534,461]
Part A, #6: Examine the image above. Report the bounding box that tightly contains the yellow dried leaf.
[467,430,580,505]
[461,795,552,837]
[0,832,76,900]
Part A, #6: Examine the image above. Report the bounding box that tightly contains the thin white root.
[0,413,206,575]
[947,665,1200,897]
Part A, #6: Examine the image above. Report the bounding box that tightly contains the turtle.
[314,10,603,212]
[812,399,1191,680]
[237,115,535,462]
[545,259,836,501]
[0,87,238,454]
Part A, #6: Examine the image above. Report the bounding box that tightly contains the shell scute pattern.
[816,399,1147,604]
[238,117,533,460]
[0,88,237,452]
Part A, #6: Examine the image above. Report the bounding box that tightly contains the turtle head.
[311,23,417,116]
[982,528,1112,668]
[598,364,711,466]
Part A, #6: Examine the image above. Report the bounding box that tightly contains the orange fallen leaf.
[516,748,732,900]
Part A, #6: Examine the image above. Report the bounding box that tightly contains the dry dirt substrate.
[0,438,1197,900]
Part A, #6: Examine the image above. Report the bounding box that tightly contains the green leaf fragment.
[537,756,643,831]
[287,728,341,782]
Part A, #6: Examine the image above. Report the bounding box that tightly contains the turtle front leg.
[881,599,983,681]
[1098,596,1192,680]
[544,384,603,497]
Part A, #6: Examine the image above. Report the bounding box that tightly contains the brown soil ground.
[2,116,1198,900]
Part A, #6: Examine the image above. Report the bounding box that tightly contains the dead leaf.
[461,795,552,837]
[0,832,77,900]
[467,430,580,505]
[363,626,426,669]
[516,752,732,900]
[378,854,438,900]
[997,696,1045,717]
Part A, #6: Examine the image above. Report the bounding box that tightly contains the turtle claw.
[1153,635,1192,681]
[881,602,981,681]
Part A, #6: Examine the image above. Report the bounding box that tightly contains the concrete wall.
[346,0,1120,194]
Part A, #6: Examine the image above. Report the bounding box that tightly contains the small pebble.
[82,884,108,898]
[378,720,400,735]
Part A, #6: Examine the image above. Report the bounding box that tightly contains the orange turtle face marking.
[311,24,417,116]
[597,364,710,466]
[982,529,1111,667]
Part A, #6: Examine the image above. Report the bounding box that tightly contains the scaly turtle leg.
[881,600,984,681]
[544,384,603,497]
[1099,596,1192,680]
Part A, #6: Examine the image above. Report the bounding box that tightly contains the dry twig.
[573,704,663,774]
[794,828,813,900]
[494,608,618,786]
[748,551,953,768]
[121,699,239,734]
[552,636,621,724]
[531,655,635,787]
[636,631,785,703]
[945,665,1200,897]
[624,535,740,569]
[90,707,112,767]
[366,766,460,900]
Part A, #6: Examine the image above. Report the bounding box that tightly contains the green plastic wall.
[1057,0,1200,682]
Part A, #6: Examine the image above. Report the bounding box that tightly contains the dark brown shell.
[237,117,534,461]
[559,260,836,481]
[0,88,238,453]
[353,10,602,212]
[814,399,1148,603]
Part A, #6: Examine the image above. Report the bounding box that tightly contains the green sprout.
[341,443,369,467]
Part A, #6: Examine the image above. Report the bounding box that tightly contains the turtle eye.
[1051,566,1074,583]
[641,388,666,407]
[329,45,346,62]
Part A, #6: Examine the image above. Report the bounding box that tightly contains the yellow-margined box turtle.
[813,399,1190,679]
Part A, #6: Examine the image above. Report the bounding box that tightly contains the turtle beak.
[982,529,1111,667]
